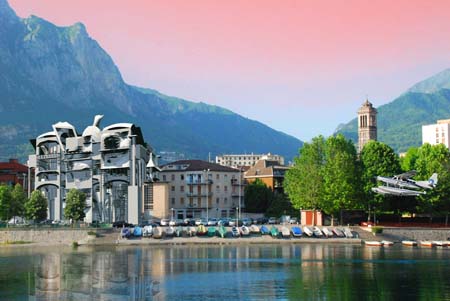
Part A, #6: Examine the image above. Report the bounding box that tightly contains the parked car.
[289,217,298,224]
[113,221,133,228]
[218,218,230,226]
[242,218,252,226]
[268,217,278,224]
[207,218,218,226]
[256,217,269,224]
[195,218,207,226]
[160,219,170,226]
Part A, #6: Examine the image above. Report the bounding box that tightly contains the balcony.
[186,192,213,197]
[186,179,213,185]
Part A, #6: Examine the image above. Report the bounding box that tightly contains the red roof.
[0,159,28,173]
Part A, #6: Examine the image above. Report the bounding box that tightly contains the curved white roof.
[103,123,133,131]
[37,131,56,140]
[82,126,102,143]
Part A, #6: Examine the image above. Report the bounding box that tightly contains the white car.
[160,219,170,226]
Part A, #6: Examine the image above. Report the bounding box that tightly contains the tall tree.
[0,185,12,221]
[64,189,87,224]
[400,147,419,172]
[284,136,326,212]
[322,134,360,224]
[360,141,401,220]
[24,190,48,223]
[10,184,26,218]
[244,179,273,213]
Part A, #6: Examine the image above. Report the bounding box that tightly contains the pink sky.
[9,0,450,140]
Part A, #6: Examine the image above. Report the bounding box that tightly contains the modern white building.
[422,119,450,148]
[27,115,161,224]
[215,153,284,168]
[160,160,244,220]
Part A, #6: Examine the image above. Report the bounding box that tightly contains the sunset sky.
[9,0,450,141]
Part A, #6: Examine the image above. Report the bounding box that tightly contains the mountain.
[336,68,450,152]
[0,0,302,163]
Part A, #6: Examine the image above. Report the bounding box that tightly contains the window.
[216,185,220,192]
[224,197,228,204]
[171,174,175,181]
[180,186,185,192]
[216,174,220,180]
[171,198,175,205]
[171,186,175,192]
[181,174,184,180]
[224,174,228,179]
[224,185,228,192]
[162,175,166,181]
[180,197,185,205]
[216,197,220,204]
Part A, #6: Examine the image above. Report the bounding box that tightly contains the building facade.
[0,159,31,194]
[422,119,450,148]
[27,115,161,224]
[357,99,377,153]
[160,160,243,219]
[244,159,289,194]
[216,153,284,168]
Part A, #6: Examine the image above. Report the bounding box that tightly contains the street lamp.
[238,167,242,222]
[236,207,238,227]
[204,169,210,222]
[171,208,174,221]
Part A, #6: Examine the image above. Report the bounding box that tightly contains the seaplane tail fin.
[429,173,438,186]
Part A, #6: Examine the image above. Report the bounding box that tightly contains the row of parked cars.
[113,216,300,229]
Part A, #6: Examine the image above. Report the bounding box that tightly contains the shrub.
[371,226,383,234]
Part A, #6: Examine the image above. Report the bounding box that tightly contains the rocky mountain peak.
[408,68,450,94]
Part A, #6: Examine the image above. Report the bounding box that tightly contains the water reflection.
[1,243,450,300]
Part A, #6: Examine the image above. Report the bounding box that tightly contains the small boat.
[133,226,143,237]
[250,224,260,235]
[312,226,323,237]
[121,227,131,239]
[332,228,345,237]
[175,226,183,237]
[197,224,207,236]
[152,227,163,239]
[365,240,383,246]
[240,226,250,236]
[231,226,240,237]
[322,227,334,237]
[291,226,302,237]
[343,227,353,238]
[281,226,290,238]
[303,226,313,237]
[218,225,227,238]
[165,226,175,237]
[143,225,153,237]
[208,227,217,237]
[270,226,279,238]
[402,240,417,246]
[432,241,446,247]
[420,241,436,247]
[188,226,197,237]
[260,225,270,235]
[381,240,394,246]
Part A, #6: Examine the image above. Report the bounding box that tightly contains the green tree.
[0,185,12,221]
[10,184,26,218]
[244,179,273,213]
[266,193,296,217]
[64,189,87,224]
[322,134,360,224]
[25,190,48,223]
[400,147,419,171]
[284,136,326,213]
[415,144,450,221]
[360,141,400,220]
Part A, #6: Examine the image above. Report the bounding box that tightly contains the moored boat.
[402,240,417,246]
[343,227,353,238]
[133,226,143,237]
[322,227,334,237]
[241,226,250,236]
[420,241,436,247]
[281,226,290,238]
[312,226,323,237]
[332,228,345,237]
[188,226,197,237]
[250,224,260,235]
[175,226,183,237]
[121,227,131,239]
[381,240,394,246]
[165,226,175,237]
[218,225,227,238]
[303,226,313,237]
[432,241,446,247]
[270,226,279,238]
[260,225,270,235]
[291,226,302,237]
[152,227,163,239]
[197,224,207,236]
[231,226,240,237]
[365,240,383,246]
[143,225,153,237]
[208,227,217,237]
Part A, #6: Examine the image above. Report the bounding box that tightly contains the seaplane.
[372,171,437,197]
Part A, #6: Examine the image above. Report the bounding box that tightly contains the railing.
[186,192,213,197]
[186,179,213,185]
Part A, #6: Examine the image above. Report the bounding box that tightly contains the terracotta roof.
[244,159,289,177]
[161,160,239,172]
[0,159,28,173]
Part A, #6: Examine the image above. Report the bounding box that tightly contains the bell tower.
[358,99,377,152]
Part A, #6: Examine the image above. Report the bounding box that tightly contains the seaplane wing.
[372,186,425,197]
[394,170,417,181]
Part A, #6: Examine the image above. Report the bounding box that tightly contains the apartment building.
[244,159,290,194]
[160,160,243,219]
[27,115,162,224]
[422,119,450,148]
[216,153,284,168]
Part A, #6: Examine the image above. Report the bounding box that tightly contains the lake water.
[1,243,450,300]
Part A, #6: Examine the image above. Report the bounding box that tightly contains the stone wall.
[381,227,450,241]
[0,229,98,244]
